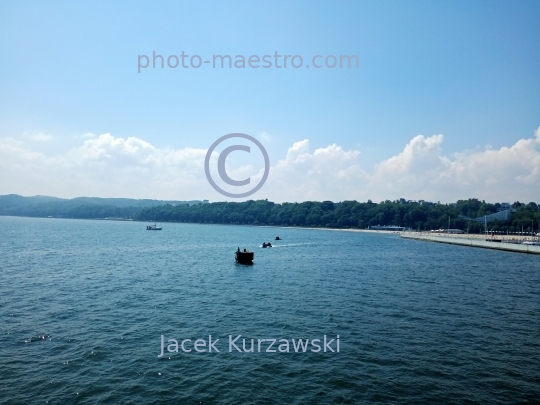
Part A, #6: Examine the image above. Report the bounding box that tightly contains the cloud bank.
[1,128,539,203]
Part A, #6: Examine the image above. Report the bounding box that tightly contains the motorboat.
[146,223,162,230]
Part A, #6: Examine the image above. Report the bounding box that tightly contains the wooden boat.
[235,248,254,264]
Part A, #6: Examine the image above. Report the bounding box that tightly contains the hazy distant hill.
[0,194,201,219]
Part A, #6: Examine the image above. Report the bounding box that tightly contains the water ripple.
[0,216,539,404]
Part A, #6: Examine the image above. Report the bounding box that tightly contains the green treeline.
[137,199,540,233]
[2,194,538,232]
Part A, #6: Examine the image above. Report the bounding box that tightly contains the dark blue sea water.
[1,216,539,404]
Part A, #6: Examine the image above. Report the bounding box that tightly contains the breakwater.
[401,232,540,255]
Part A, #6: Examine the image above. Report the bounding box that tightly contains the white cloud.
[1,128,539,202]
[262,140,365,201]
[365,128,540,202]
[24,131,53,142]
[0,133,207,199]
[262,128,540,203]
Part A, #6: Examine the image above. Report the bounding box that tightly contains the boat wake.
[267,243,313,248]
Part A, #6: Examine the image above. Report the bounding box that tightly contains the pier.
[401,232,540,255]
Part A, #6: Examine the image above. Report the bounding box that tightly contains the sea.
[1,216,539,404]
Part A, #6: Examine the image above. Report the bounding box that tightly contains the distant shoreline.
[259,225,402,235]
[3,195,538,237]
[0,215,398,232]
[2,215,536,240]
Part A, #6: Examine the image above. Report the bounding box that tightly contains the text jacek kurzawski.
[158,335,340,356]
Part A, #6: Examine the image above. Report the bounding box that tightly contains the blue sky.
[1,1,539,202]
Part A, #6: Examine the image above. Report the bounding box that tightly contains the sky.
[1,0,539,203]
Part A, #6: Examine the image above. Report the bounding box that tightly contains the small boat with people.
[275,236,282,240]
[262,242,272,248]
[236,247,254,264]
[146,222,162,230]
